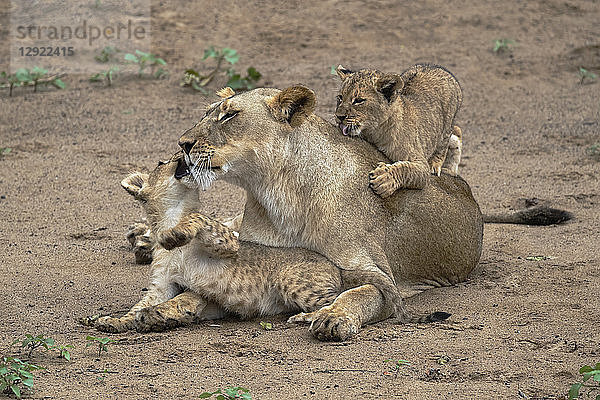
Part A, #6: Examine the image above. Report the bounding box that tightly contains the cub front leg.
[369,159,430,197]
[81,286,168,333]
[134,291,224,332]
[157,213,240,257]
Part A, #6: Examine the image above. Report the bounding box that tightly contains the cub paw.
[369,162,398,198]
[134,306,179,332]
[127,222,153,264]
[287,311,316,325]
[307,305,359,342]
[430,160,442,176]
[94,316,130,333]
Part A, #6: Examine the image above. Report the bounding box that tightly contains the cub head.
[121,152,199,232]
[334,65,404,138]
[178,86,316,189]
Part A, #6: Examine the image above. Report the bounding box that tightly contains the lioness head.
[178,86,316,189]
[121,152,199,232]
[334,65,403,138]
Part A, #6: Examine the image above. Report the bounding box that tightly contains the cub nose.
[179,139,196,155]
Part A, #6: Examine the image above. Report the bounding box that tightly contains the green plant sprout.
[90,66,119,86]
[0,356,44,399]
[51,344,74,361]
[11,334,55,358]
[181,46,261,94]
[493,38,515,53]
[384,359,411,378]
[199,386,252,400]
[0,148,11,157]
[95,46,119,63]
[85,336,116,357]
[579,67,598,84]
[569,363,600,399]
[1,68,65,96]
[124,50,167,78]
[259,321,273,330]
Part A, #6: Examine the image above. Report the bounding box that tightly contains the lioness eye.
[219,110,239,123]
[352,98,365,105]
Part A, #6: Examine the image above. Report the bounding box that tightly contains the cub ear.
[121,172,149,199]
[376,73,404,102]
[265,85,316,128]
[335,64,353,80]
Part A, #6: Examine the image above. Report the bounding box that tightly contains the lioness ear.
[265,85,316,128]
[376,74,404,102]
[121,172,149,199]
[335,65,353,80]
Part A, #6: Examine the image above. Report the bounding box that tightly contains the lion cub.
[335,64,463,198]
[86,152,343,333]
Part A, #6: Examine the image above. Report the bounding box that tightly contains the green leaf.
[22,378,33,388]
[135,49,149,57]
[52,78,66,89]
[580,365,593,374]
[247,67,261,81]
[124,53,139,62]
[20,371,33,379]
[198,393,214,399]
[330,65,337,75]
[222,48,239,64]
[156,58,166,65]
[568,382,582,400]
[215,395,225,400]
[11,384,21,398]
[15,68,31,82]
[203,46,218,60]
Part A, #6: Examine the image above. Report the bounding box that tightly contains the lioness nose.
[179,139,196,154]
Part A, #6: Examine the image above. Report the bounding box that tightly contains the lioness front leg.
[301,284,393,341]
[134,291,223,332]
[369,160,430,197]
[157,212,240,257]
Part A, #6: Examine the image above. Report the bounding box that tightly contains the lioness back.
[335,64,463,197]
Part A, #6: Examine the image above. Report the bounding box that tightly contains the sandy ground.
[1,1,599,399]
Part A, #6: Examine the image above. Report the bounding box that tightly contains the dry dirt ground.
[1,1,599,399]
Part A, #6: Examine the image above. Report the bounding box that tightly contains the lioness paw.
[307,305,359,342]
[369,163,398,198]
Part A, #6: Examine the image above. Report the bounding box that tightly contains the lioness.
[334,64,463,197]
[85,153,350,333]
[176,85,484,341]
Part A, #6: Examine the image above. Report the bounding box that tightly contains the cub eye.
[219,110,239,123]
[336,95,342,106]
[352,98,365,105]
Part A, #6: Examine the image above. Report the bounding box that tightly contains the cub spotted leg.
[157,212,240,257]
[81,286,170,333]
[134,291,224,332]
[369,159,430,197]
[441,125,463,176]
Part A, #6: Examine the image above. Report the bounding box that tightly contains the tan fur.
[335,64,463,197]
[84,153,344,333]
[177,86,484,340]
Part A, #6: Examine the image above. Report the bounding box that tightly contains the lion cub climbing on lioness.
[85,152,344,333]
[335,64,463,198]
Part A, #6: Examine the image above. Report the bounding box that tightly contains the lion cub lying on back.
[335,64,463,198]
[85,152,343,333]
